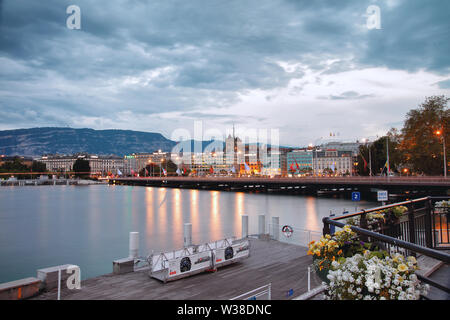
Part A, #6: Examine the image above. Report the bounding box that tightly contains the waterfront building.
[287,150,314,176]
[123,150,169,175]
[37,154,124,176]
[318,141,362,157]
[313,149,353,176]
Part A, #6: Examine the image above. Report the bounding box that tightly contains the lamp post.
[435,129,447,177]
[160,158,164,177]
[362,138,373,177]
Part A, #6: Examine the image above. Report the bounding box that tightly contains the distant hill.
[0,127,177,157]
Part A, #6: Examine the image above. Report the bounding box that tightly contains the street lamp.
[435,129,447,177]
[160,158,164,177]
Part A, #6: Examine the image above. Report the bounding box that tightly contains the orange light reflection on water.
[158,188,167,235]
[190,190,199,242]
[172,189,182,245]
[210,191,222,240]
[305,196,320,231]
[145,187,154,238]
[235,192,245,237]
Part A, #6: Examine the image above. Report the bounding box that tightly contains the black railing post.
[407,201,416,255]
[424,197,433,248]
[323,217,330,236]
[360,210,368,242]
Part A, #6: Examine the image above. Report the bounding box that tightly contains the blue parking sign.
[352,192,360,201]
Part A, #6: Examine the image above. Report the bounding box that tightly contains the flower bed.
[308,224,429,300]
[308,225,378,283]
[325,252,429,300]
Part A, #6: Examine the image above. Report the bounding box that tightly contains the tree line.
[356,95,449,176]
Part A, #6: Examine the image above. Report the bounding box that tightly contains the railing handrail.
[229,283,271,300]
[322,217,450,263]
[332,197,433,221]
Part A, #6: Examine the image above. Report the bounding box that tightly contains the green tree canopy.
[356,129,403,176]
[73,158,91,178]
[399,95,449,175]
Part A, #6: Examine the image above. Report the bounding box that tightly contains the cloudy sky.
[0,0,449,147]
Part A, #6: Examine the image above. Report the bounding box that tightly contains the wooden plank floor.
[32,238,322,300]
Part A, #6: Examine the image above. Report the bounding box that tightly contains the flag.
[289,163,295,172]
[183,167,187,174]
[117,169,122,176]
[381,159,389,175]
[294,159,300,170]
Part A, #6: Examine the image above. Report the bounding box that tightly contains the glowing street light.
[435,129,447,177]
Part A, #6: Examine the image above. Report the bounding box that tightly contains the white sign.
[377,190,388,202]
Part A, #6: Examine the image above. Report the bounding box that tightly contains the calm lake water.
[0,185,377,283]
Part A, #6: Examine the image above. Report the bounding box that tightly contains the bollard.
[241,215,248,238]
[329,213,335,235]
[184,223,192,247]
[258,215,266,237]
[308,267,311,292]
[129,232,139,259]
[272,217,279,241]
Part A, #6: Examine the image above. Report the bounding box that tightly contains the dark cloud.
[0,0,449,142]
[436,79,450,89]
[318,91,376,100]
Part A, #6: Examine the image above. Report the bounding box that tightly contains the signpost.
[351,192,360,212]
[377,190,388,205]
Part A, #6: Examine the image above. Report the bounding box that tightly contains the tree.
[31,161,46,173]
[356,130,403,176]
[166,159,178,174]
[399,95,449,175]
[73,159,90,178]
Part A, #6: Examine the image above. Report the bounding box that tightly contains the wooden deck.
[32,238,321,300]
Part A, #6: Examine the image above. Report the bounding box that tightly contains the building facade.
[313,149,353,176]
[287,150,313,175]
[37,154,124,176]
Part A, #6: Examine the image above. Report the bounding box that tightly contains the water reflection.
[172,189,182,247]
[305,196,320,231]
[158,188,167,237]
[190,190,199,242]
[210,191,222,240]
[0,185,377,283]
[234,192,245,237]
[145,187,154,241]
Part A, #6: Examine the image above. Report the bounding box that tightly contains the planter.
[312,256,331,284]
[316,267,331,284]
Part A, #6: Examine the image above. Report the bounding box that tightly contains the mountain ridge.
[0,127,177,157]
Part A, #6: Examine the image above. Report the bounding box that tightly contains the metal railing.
[230,283,271,300]
[328,196,450,251]
[268,223,322,247]
[322,200,450,299]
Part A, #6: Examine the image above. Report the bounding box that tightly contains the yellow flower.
[398,264,408,272]
[407,256,417,264]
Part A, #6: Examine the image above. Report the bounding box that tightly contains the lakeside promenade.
[32,238,321,300]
